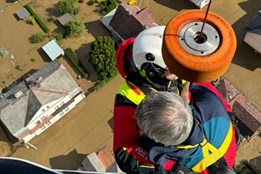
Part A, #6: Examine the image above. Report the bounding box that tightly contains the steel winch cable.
[199,0,212,42]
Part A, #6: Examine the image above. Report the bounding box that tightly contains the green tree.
[57,0,80,15]
[99,0,117,14]
[64,20,84,37]
[89,36,117,80]
[30,32,46,43]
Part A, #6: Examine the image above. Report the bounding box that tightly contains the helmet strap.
[141,63,167,85]
[130,56,138,73]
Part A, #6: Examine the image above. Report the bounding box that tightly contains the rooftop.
[0,60,81,138]
[15,7,30,20]
[42,40,64,61]
[108,3,157,40]
[57,13,75,26]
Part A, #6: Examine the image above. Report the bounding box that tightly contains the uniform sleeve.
[113,95,157,174]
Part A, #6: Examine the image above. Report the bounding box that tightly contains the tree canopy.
[89,36,117,80]
[64,20,84,37]
[57,0,80,15]
[99,0,117,14]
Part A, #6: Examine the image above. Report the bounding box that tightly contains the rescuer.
[113,26,237,174]
[113,26,189,174]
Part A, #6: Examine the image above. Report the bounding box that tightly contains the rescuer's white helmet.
[132,26,167,71]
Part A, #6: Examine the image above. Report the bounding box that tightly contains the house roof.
[100,8,117,32]
[15,7,31,20]
[0,60,82,139]
[109,5,145,40]
[108,3,157,41]
[246,10,261,35]
[42,40,64,61]
[57,13,74,26]
[134,8,158,28]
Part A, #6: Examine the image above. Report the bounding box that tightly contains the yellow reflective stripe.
[149,87,157,92]
[123,147,127,151]
[182,79,187,85]
[192,123,233,172]
[117,82,145,105]
[139,165,155,169]
[167,81,172,89]
[167,81,180,94]
[177,144,199,149]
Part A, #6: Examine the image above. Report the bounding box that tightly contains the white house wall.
[22,132,36,143]
[28,98,63,126]
[22,92,85,143]
[30,92,85,140]
[24,95,71,139]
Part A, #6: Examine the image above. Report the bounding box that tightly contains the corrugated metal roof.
[42,40,64,61]
[15,7,30,20]
[57,13,74,26]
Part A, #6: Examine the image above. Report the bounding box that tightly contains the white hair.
[135,92,193,146]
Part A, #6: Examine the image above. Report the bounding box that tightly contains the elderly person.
[135,84,237,174]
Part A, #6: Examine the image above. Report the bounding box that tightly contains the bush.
[30,58,36,62]
[48,16,56,22]
[15,65,23,71]
[55,33,64,40]
[26,16,35,25]
[58,0,80,15]
[64,48,89,79]
[87,0,95,5]
[2,87,9,94]
[93,75,116,91]
[64,20,84,38]
[30,32,46,43]
[24,4,51,33]
[7,0,17,2]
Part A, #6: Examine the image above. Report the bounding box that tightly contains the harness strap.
[192,123,233,172]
